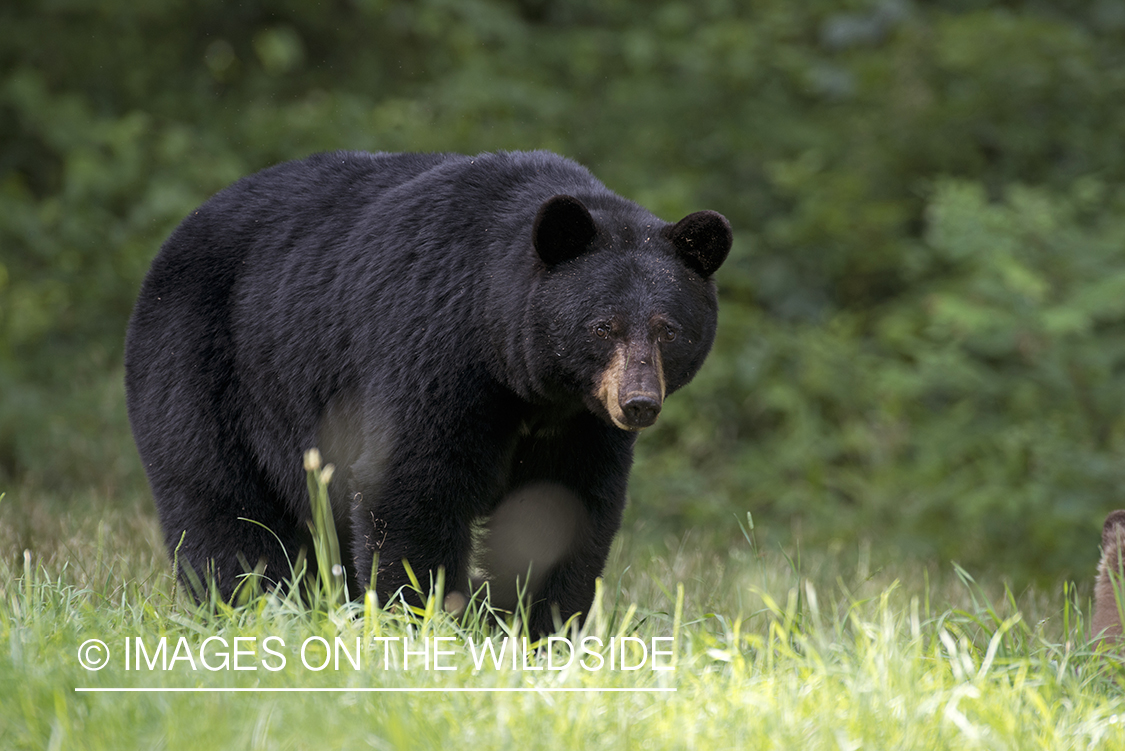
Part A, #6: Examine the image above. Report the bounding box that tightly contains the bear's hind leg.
[149,448,314,603]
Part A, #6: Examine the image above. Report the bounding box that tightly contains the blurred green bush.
[2,0,1124,582]
[635,178,1125,584]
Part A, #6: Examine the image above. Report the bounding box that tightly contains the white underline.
[75,687,676,693]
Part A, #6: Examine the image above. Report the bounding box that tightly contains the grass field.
[3,480,1125,751]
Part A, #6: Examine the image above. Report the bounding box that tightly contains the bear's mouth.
[596,344,665,431]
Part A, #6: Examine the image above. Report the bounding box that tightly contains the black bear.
[125,150,731,634]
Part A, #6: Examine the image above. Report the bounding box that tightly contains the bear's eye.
[594,324,610,340]
[659,325,677,343]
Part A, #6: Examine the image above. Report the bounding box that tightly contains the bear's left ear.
[533,195,598,266]
[663,210,732,277]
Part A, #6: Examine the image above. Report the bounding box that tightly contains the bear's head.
[530,194,731,431]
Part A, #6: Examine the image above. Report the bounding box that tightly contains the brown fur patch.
[472,482,586,611]
[1092,510,1125,645]
[596,344,632,430]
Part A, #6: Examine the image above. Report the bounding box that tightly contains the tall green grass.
[2,475,1124,750]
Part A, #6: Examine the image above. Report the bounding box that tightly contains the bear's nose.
[621,392,661,428]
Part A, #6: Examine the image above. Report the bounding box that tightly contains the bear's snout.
[620,392,661,428]
[597,342,667,431]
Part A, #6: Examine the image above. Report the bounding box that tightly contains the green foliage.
[303,449,348,609]
[3,500,1125,750]
[637,178,1125,582]
[3,0,1125,580]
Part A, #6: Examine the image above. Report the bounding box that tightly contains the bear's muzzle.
[598,343,665,431]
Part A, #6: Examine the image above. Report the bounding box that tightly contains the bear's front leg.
[350,496,474,610]
[342,419,512,612]
[499,414,636,636]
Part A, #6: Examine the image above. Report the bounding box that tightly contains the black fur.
[125,150,731,634]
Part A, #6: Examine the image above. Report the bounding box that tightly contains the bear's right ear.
[664,210,732,277]
[533,195,598,266]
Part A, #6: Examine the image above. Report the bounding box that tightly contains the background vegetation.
[4,0,1125,585]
